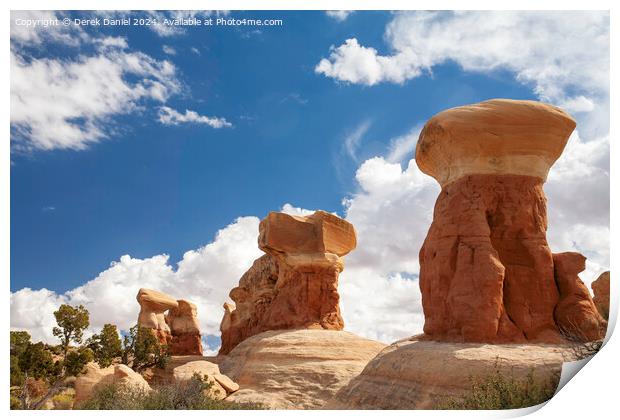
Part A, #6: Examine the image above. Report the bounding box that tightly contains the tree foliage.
[121,325,169,372]
[87,324,122,368]
[52,304,90,358]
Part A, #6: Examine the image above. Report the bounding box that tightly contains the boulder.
[553,253,607,341]
[219,211,356,355]
[325,336,572,409]
[171,360,235,400]
[73,362,114,407]
[415,99,605,343]
[113,364,152,393]
[219,329,385,409]
[73,363,151,408]
[167,300,203,355]
[592,271,610,320]
[136,288,178,345]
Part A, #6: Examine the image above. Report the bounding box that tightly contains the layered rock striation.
[219,210,356,355]
[416,99,606,344]
[219,329,385,409]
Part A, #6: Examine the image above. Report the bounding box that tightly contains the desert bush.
[52,391,75,410]
[436,364,559,409]
[79,373,262,410]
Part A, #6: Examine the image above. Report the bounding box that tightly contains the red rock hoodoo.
[219,210,356,355]
[416,99,606,344]
[137,289,203,355]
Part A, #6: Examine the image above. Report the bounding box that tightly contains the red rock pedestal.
[416,99,606,344]
[219,210,356,355]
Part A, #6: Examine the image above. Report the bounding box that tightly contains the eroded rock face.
[416,99,605,343]
[219,211,356,355]
[137,288,178,345]
[553,253,607,340]
[167,300,203,355]
[592,271,610,320]
[219,329,385,409]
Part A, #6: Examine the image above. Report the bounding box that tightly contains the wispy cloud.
[326,11,354,22]
[158,106,232,128]
[162,45,176,55]
[343,120,371,162]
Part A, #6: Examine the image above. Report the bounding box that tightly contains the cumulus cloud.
[158,107,232,128]
[10,11,181,152]
[11,217,263,345]
[315,12,609,121]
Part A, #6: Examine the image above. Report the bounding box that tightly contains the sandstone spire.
[219,210,356,354]
[416,99,606,343]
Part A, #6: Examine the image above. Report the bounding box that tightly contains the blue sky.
[10,11,609,350]
[10,10,536,292]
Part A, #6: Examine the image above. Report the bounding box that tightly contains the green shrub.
[78,373,262,410]
[436,365,559,409]
[52,391,75,410]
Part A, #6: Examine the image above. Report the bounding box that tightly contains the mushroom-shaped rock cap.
[415,99,576,187]
[136,288,178,312]
[258,210,357,257]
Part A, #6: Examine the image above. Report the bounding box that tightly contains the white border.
[2,1,617,419]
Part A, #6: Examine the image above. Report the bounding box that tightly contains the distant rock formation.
[219,329,385,409]
[137,288,203,355]
[592,271,610,320]
[219,210,356,355]
[137,288,178,345]
[416,99,606,343]
[167,300,203,356]
[325,336,571,409]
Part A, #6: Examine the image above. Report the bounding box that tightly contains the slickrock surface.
[218,329,385,409]
[74,363,152,408]
[416,99,606,343]
[219,211,356,355]
[136,288,178,345]
[167,299,203,355]
[592,271,610,320]
[325,336,572,410]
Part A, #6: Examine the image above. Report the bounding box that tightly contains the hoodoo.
[136,289,203,355]
[416,99,606,343]
[219,210,356,354]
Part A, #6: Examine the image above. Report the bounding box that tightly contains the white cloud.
[158,107,232,128]
[385,124,423,164]
[10,11,85,47]
[162,45,176,55]
[343,120,372,162]
[10,14,181,152]
[315,12,609,113]
[11,217,262,345]
[326,11,353,22]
